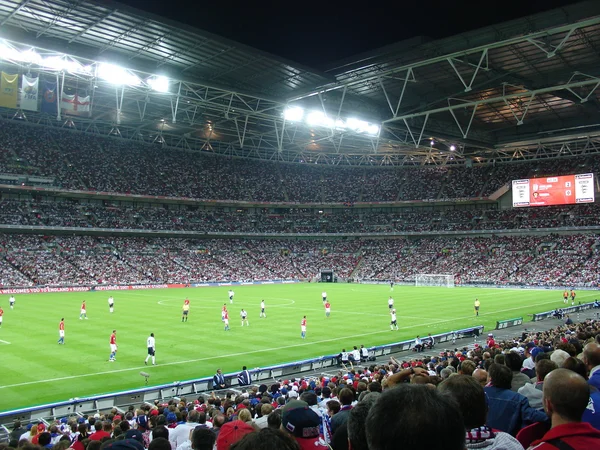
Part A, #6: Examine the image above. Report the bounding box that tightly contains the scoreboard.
[512,173,595,208]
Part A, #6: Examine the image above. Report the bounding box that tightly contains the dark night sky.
[117,0,583,68]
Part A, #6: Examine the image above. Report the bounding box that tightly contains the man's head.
[536,359,558,383]
[504,351,523,372]
[347,394,379,450]
[366,384,464,450]
[543,368,590,424]
[583,343,600,370]
[459,360,476,376]
[191,427,216,450]
[488,363,512,390]
[338,388,354,406]
[438,375,486,430]
[472,369,488,387]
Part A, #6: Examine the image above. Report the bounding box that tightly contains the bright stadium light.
[450,145,456,151]
[97,63,141,86]
[284,106,304,122]
[306,110,334,128]
[148,76,169,92]
[366,124,380,136]
[20,48,42,64]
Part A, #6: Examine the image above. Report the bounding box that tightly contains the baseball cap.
[288,390,299,399]
[526,342,536,349]
[166,413,177,423]
[216,420,254,450]
[125,430,144,444]
[282,400,321,442]
[531,347,543,360]
[137,415,148,430]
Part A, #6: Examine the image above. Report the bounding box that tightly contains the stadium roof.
[1,0,600,165]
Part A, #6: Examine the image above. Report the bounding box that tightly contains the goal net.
[415,274,454,288]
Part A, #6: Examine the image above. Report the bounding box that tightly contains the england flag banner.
[20,75,39,111]
[61,91,91,116]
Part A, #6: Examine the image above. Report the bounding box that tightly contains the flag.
[61,89,90,116]
[41,80,58,114]
[20,75,39,111]
[0,72,19,109]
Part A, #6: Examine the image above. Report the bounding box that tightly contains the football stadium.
[0,0,600,448]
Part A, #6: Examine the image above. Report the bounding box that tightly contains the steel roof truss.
[501,84,536,125]
[564,72,600,102]
[447,49,489,92]
[526,27,576,59]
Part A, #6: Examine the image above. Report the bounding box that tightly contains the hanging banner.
[61,90,90,116]
[0,72,19,108]
[41,80,58,114]
[20,75,39,111]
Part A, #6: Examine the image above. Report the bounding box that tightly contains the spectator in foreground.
[438,375,524,449]
[519,359,558,409]
[583,343,600,390]
[366,384,465,450]
[280,400,328,450]
[230,428,300,450]
[527,368,600,449]
[484,364,547,436]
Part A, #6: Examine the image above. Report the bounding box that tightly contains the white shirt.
[228,290,234,297]
[391,313,397,321]
[169,422,198,450]
[352,349,360,360]
[240,310,247,318]
[415,337,422,345]
[322,292,327,298]
[261,301,265,308]
[9,296,15,303]
[388,298,394,306]
[108,297,114,304]
[147,336,155,349]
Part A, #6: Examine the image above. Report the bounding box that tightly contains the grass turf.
[0,283,593,412]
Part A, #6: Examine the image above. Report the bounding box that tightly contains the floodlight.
[97,63,141,86]
[148,76,169,93]
[284,106,304,122]
[430,139,435,146]
[306,110,333,128]
[366,124,380,136]
[20,49,41,65]
[450,145,456,151]
[0,43,21,61]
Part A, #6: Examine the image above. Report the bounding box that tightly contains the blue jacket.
[484,385,548,436]
[584,390,600,430]
[589,369,600,391]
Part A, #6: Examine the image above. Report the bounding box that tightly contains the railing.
[530,301,599,321]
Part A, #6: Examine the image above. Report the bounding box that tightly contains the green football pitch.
[0,283,593,412]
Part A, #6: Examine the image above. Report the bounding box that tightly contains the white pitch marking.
[0,339,11,344]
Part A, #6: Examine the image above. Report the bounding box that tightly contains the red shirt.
[110,333,116,344]
[224,312,229,320]
[222,306,227,312]
[301,319,307,327]
[89,431,111,441]
[59,321,64,330]
[184,299,190,305]
[325,303,330,309]
[0,308,3,317]
[81,302,86,309]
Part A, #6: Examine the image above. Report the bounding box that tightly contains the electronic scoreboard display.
[512,173,595,208]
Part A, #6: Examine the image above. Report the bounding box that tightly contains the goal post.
[415,274,455,288]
